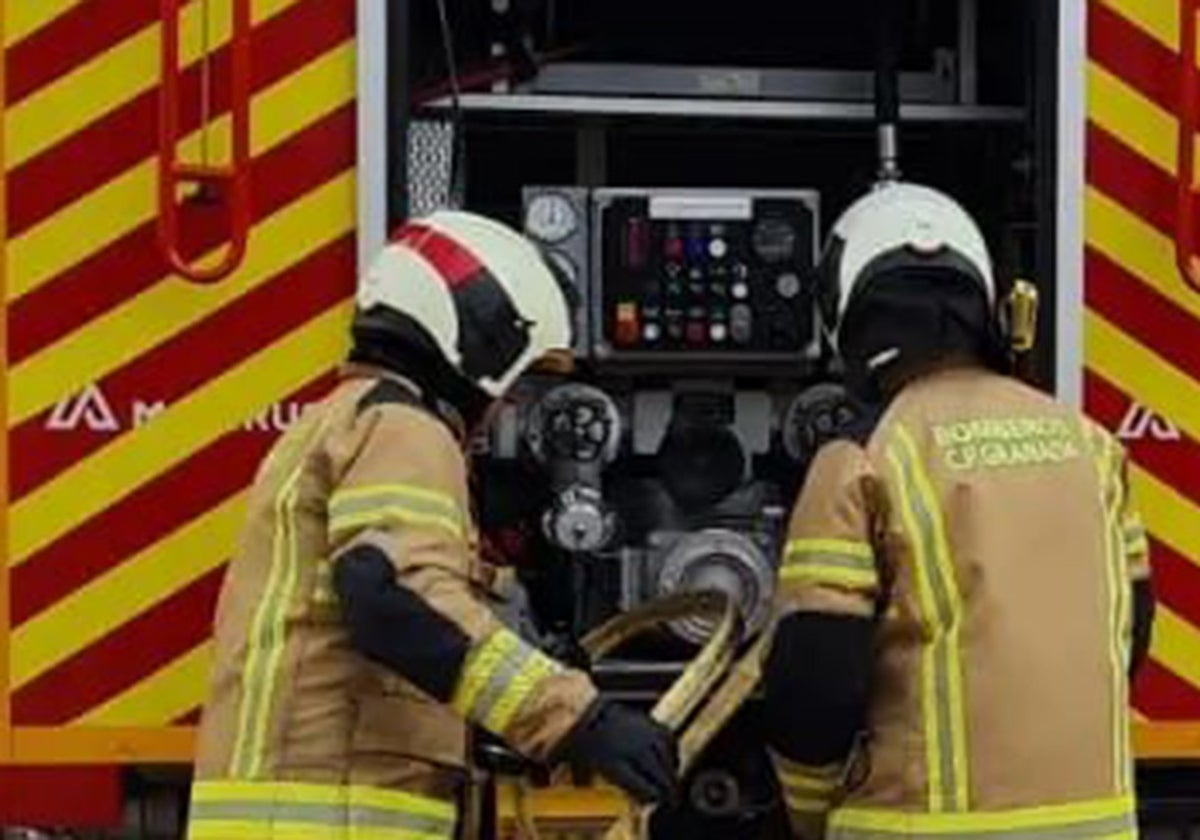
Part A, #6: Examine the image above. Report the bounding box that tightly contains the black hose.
[873,0,903,180]
[873,0,901,126]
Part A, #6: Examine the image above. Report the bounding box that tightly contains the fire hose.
[509,591,775,840]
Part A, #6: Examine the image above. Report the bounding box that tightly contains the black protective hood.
[838,264,1006,402]
[349,307,494,435]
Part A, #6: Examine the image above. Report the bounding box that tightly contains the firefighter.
[187,211,677,839]
[762,183,1155,839]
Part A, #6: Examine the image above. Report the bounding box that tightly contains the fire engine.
[1,0,1198,835]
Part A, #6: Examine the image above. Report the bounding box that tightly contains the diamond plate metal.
[408,120,456,217]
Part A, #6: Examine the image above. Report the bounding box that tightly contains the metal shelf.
[420,92,1025,124]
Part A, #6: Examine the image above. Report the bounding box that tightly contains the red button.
[616,303,640,346]
[665,238,684,260]
[686,322,707,345]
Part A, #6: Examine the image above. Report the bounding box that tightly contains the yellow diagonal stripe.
[6,0,301,170]
[10,303,352,566]
[1086,188,1200,324]
[1087,62,1177,176]
[1085,311,1200,448]
[73,642,214,727]
[8,39,355,303]
[11,494,243,688]
[4,0,81,48]
[1085,310,1200,569]
[1151,607,1200,693]
[1129,465,1200,571]
[1098,0,1178,50]
[11,172,355,426]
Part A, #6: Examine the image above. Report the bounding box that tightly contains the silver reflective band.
[787,551,875,572]
[469,642,536,724]
[828,812,1135,840]
[190,800,455,837]
[892,441,964,809]
[329,485,465,538]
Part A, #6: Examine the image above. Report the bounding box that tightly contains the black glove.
[561,700,679,806]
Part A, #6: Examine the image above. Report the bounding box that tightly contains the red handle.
[158,0,252,284]
[1177,0,1200,292]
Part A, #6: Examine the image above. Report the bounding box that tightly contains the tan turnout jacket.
[771,366,1149,840]
[188,369,596,840]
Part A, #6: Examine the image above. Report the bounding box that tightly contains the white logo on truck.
[1117,404,1180,442]
[45,383,120,432]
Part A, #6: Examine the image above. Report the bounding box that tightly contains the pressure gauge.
[524,193,579,244]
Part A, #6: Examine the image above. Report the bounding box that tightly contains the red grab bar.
[1177,0,1200,293]
[158,0,252,284]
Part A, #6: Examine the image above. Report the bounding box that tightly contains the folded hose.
[513,592,772,840]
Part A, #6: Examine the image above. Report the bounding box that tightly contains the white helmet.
[820,182,995,343]
[354,210,575,417]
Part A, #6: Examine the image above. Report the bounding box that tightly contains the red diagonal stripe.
[10,233,355,500]
[11,568,224,725]
[1148,536,1200,628]
[10,372,338,627]
[1135,659,1200,721]
[1085,249,1200,388]
[5,0,194,106]
[1083,370,1200,515]
[396,223,486,288]
[7,0,354,238]
[10,102,355,365]
[1087,123,1175,236]
[1088,1,1179,117]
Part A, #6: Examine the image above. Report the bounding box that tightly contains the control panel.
[593,189,819,362]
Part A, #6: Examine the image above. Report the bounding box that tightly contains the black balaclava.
[837,266,1005,403]
[349,307,494,436]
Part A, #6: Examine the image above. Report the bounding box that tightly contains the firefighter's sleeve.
[763,441,880,839]
[1113,443,1155,679]
[328,405,597,761]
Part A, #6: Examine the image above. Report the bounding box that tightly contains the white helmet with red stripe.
[353,211,575,420]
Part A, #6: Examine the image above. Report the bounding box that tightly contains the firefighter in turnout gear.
[188,211,677,840]
[762,184,1155,839]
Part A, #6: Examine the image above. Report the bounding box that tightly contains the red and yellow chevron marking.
[1087,0,1200,759]
[2,0,357,762]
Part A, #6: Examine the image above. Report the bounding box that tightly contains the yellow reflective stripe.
[189,821,451,840]
[784,794,835,815]
[192,780,456,819]
[775,764,841,795]
[230,413,332,779]
[452,628,562,735]
[1121,515,1149,561]
[486,650,561,734]
[888,427,969,813]
[452,629,521,721]
[332,483,461,514]
[778,565,879,591]
[1085,428,1133,795]
[772,753,842,818]
[786,539,873,560]
[782,539,878,591]
[329,484,466,541]
[828,794,1135,837]
[330,506,464,541]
